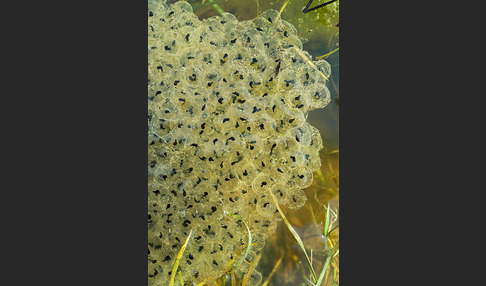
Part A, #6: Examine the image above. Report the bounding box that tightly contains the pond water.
[160,1,339,285]
[188,0,339,151]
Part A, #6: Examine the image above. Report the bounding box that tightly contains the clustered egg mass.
[148,1,331,285]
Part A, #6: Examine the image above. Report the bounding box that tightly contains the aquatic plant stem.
[291,47,329,80]
[169,227,193,286]
[261,255,283,286]
[315,48,339,60]
[178,271,184,286]
[306,205,333,286]
[226,212,252,271]
[277,0,291,22]
[269,192,318,283]
[208,0,225,16]
[317,205,333,285]
[241,259,256,286]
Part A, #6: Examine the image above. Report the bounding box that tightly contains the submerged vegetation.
[154,1,339,285]
[178,150,340,286]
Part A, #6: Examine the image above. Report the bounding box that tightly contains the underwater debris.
[302,0,339,13]
[148,1,331,285]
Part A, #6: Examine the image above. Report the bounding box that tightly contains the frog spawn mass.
[148,1,331,285]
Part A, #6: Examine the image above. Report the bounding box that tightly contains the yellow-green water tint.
[162,1,339,285]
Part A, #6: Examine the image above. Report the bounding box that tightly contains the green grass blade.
[226,212,252,270]
[314,205,333,286]
[305,276,316,286]
[208,0,225,16]
[169,227,193,286]
[323,203,331,237]
[315,258,332,286]
[315,47,340,60]
[269,192,318,283]
[178,271,184,286]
